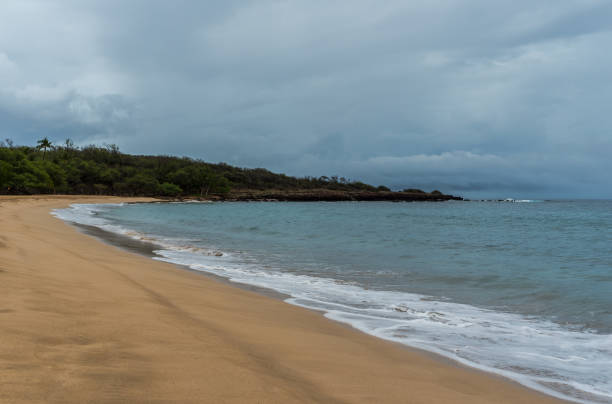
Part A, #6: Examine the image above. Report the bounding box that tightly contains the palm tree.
[36,137,53,160]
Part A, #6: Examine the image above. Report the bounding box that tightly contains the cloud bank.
[1,0,611,198]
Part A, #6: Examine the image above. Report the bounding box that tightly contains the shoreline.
[79,204,588,403]
[73,222,291,301]
[66,213,583,401]
[0,196,567,403]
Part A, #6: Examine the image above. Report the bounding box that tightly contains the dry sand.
[0,196,566,403]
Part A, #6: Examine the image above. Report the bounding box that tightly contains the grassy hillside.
[0,139,404,198]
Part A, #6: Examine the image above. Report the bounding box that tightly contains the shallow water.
[54,200,612,403]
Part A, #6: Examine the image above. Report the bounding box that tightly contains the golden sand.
[0,196,565,403]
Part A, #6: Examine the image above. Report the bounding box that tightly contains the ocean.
[53,200,612,403]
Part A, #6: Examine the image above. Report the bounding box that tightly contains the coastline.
[73,222,291,301]
[0,196,566,403]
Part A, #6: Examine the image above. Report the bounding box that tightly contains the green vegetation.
[0,139,392,197]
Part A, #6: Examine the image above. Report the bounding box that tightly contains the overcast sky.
[1,1,611,198]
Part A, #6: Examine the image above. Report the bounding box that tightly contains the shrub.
[158,182,182,197]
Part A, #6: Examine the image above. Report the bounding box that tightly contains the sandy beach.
[0,196,565,403]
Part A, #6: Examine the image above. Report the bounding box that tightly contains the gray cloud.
[1,0,611,198]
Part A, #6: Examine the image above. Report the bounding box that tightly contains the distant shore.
[218,188,463,202]
[0,195,562,403]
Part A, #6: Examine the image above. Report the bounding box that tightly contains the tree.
[158,182,182,197]
[38,161,67,193]
[125,173,159,195]
[100,168,121,186]
[0,160,13,192]
[36,137,53,160]
[191,166,214,197]
[206,173,230,196]
[11,159,54,193]
[62,138,76,159]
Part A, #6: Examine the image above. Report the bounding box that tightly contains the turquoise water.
[54,200,612,403]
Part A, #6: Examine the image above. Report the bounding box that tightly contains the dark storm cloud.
[1,0,611,198]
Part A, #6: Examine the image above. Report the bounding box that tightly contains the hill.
[0,139,461,201]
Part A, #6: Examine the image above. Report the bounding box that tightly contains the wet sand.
[0,196,566,403]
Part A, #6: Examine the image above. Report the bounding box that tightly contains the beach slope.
[0,196,563,403]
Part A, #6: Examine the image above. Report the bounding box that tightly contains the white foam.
[52,204,227,257]
[502,198,543,203]
[52,203,127,234]
[53,203,612,404]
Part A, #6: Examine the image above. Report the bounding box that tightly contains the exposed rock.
[221,189,462,202]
